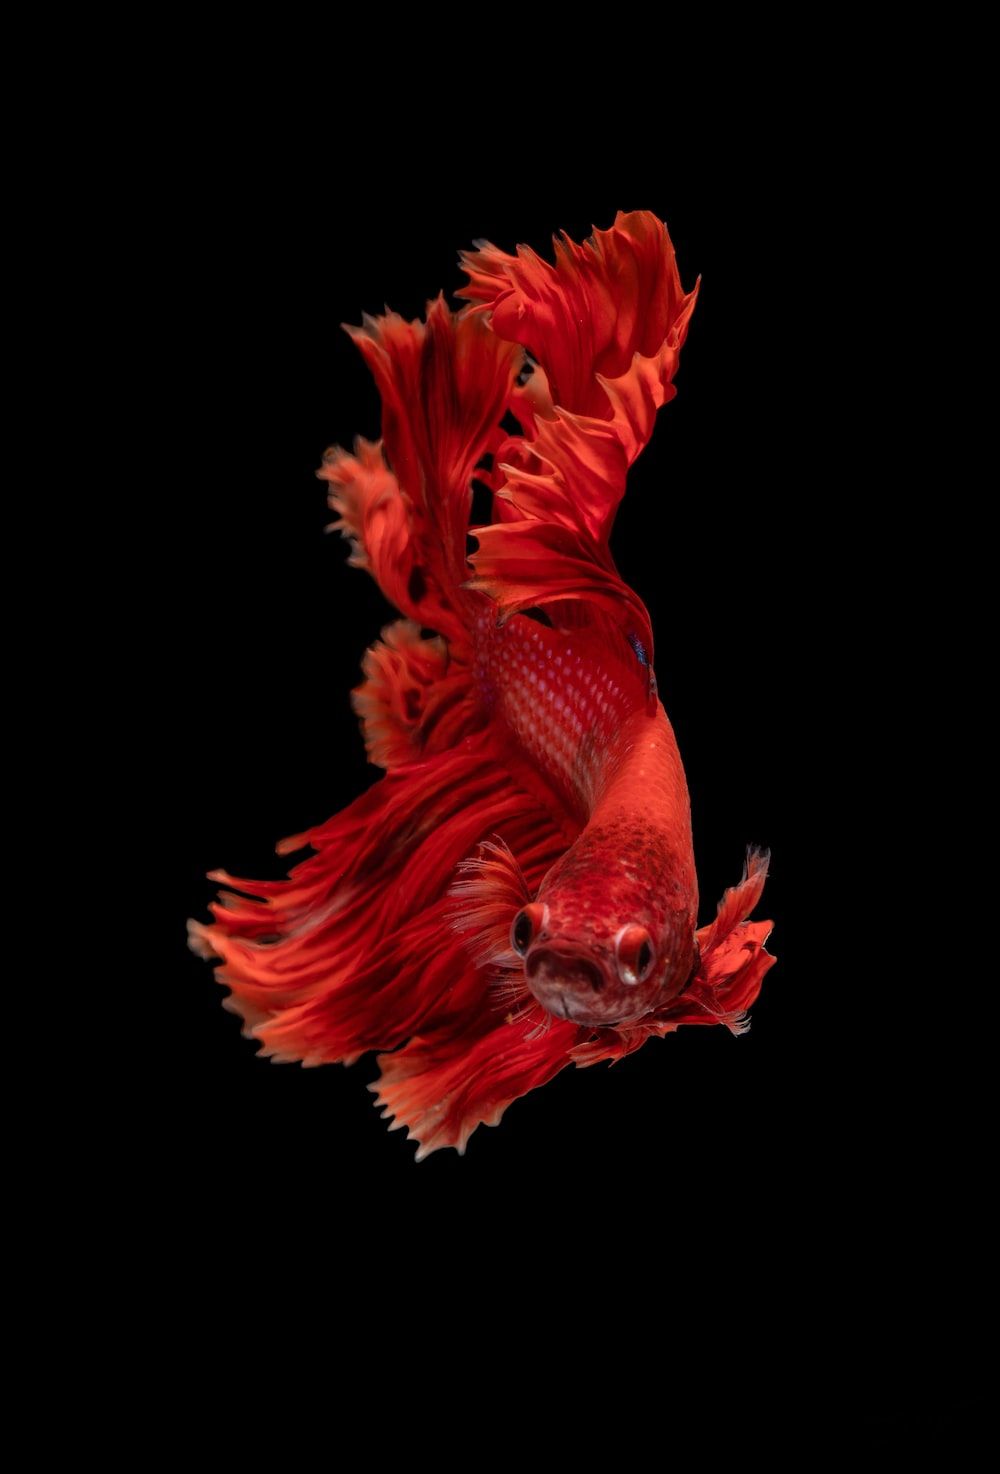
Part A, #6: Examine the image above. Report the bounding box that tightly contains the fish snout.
[525,944,627,1025]
[528,946,603,991]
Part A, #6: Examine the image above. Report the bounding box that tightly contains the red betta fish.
[189,209,776,1159]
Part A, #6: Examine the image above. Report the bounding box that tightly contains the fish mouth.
[538,992,641,1029]
[526,947,635,1026]
[557,997,627,1026]
[527,948,604,995]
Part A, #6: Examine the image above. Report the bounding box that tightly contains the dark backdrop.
[159,177,819,1181]
[140,142,983,1447]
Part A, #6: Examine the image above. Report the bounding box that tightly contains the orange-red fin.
[696,847,772,964]
[485,348,694,544]
[352,618,483,770]
[319,437,461,639]
[371,1012,581,1161]
[189,737,512,1048]
[466,519,654,662]
[326,220,694,663]
[484,408,630,545]
[319,301,518,641]
[459,210,698,419]
[678,847,775,1034]
[188,733,579,1105]
[459,210,699,544]
[459,212,697,664]
[447,835,532,970]
[344,299,518,596]
[368,808,580,1160]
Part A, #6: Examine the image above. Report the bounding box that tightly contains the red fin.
[369,818,598,1161]
[460,210,699,542]
[188,735,577,1082]
[680,847,775,1034]
[319,437,461,639]
[189,738,503,1045]
[460,210,698,416]
[495,407,629,542]
[372,1011,581,1160]
[322,303,521,760]
[696,847,771,964]
[343,299,518,601]
[250,898,481,1068]
[355,800,585,1159]
[465,519,654,663]
[352,618,484,770]
[459,213,695,665]
[447,835,531,970]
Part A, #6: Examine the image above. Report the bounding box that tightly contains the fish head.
[510,895,697,1029]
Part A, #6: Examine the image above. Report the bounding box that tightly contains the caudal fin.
[316,299,520,769]
[321,298,519,644]
[459,209,700,541]
[459,209,700,678]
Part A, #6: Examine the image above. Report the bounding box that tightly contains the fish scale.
[469,591,700,1020]
[471,600,636,812]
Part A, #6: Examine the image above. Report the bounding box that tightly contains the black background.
[160,178,821,1182]
[139,129,984,1447]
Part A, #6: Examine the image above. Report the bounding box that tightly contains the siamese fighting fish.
[189,209,776,1159]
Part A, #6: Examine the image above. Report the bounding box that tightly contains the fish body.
[190,210,775,1158]
[470,607,697,1028]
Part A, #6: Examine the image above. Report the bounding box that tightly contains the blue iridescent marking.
[627,632,649,667]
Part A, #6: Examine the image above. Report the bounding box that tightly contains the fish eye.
[615,925,656,986]
[511,909,535,955]
[513,907,536,955]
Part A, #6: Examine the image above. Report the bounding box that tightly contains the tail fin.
[322,213,699,682]
[321,298,519,643]
[459,208,700,540]
[316,299,519,768]
[459,209,700,677]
